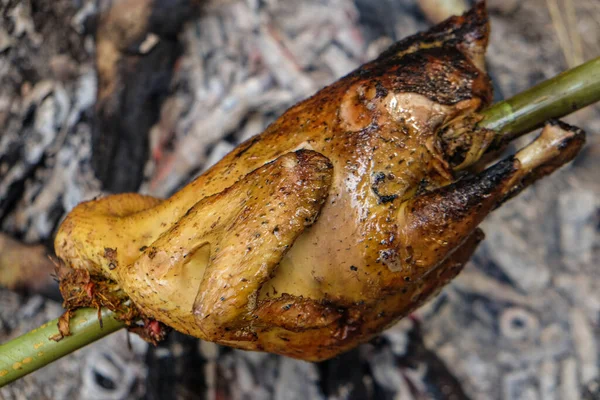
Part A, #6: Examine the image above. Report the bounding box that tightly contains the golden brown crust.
[55,4,585,361]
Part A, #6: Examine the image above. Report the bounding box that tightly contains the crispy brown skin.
[55,3,585,361]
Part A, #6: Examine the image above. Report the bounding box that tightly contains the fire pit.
[1,0,598,399]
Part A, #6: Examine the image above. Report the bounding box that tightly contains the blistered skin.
[55,4,586,361]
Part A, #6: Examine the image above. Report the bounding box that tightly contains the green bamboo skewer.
[0,308,123,387]
[1,56,599,388]
[480,56,600,141]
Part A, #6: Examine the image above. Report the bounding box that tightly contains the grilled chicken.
[55,3,585,361]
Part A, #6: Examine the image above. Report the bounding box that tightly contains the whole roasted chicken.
[55,4,585,361]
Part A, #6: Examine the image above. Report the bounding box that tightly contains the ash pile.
[1,0,599,399]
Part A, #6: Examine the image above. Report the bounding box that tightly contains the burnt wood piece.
[93,0,201,192]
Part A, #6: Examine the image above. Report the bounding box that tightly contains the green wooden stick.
[479,56,600,140]
[0,308,124,387]
[1,56,599,388]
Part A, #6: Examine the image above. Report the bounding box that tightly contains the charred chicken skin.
[55,3,586,361]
